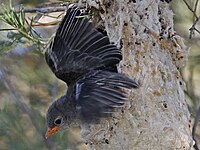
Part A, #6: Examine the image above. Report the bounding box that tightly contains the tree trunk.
[80,0,194,149]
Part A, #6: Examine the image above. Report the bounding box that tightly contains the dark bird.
[45,6,138,139]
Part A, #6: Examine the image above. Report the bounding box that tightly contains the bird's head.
[45,100,67,139]
[45,95,78,139]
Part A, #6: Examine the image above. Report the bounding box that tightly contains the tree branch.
[183,0,200,38]
[183,0,198,19]
[193,0,199,21]
[0,6,67,16]
[0,21,60,31]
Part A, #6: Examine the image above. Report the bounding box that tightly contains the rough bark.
[80,0,194,149]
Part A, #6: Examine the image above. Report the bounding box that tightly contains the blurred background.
[0,0,199,149]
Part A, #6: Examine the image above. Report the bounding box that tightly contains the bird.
[45,6,139,139]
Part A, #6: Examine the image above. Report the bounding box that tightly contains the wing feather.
[45,7,121,84]
[75,70,139,122]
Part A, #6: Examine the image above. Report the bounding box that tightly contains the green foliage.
[0,40,13,55]
[0,0,47,54]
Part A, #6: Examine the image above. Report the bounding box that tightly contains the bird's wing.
[74,70,138,122]
[45,7,122,84]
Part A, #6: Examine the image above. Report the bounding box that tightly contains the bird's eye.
[54,118,62,125]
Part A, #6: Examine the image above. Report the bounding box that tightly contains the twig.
[193,25,200,34]
[0,28,17,31]
[0,20,59,29]
[189,16,200,39]
[183,0,200,38]
[0,6,67,16]
[193,0,199,21]
[183,0,198,19]
[0,20,61,31]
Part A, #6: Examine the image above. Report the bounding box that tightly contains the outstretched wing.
[45,7,122,85]
[74,70,138,122]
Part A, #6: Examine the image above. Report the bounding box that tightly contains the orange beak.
[45,126,59,139]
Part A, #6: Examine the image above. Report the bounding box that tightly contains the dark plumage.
[45,6,138,139]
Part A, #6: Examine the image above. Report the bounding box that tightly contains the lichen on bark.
[81,0,194,149]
